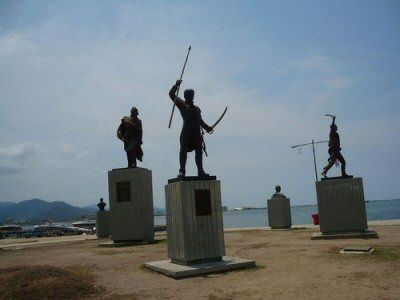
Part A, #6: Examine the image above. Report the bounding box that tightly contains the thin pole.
[168,46,192,129]
[312,140,318,182]
[291,140,328,182]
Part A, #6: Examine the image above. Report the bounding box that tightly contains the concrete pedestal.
[312,177,378,239]
[165,176,225,265]
[145,176,255,278]
[267,198,292,229]
[108,167,154,243]
[96,210,109,238]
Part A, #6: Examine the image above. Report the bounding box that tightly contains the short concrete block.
[267,198,292,229]
[108,167,154,242]
[311,230,378,240]
[144,256,256,279]
[96,210,110,238]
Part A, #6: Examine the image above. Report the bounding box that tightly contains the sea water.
[154,199,400,229]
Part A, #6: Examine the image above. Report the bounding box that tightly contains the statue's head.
[331,123,337,131]
[275,185,281,193]
[100,198,104,203]
[130,107,139,116]
[184,89,194,104]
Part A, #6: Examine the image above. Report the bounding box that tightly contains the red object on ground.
[312,213,320,225]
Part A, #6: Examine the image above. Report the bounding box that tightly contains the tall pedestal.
[267,198,292,229]
[312,177,378,240]
[108,168,154,243]
[96,210,109,238]
[166,177,225,265]
[145,176,255,278]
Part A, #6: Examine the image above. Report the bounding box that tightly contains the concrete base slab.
[144,256,256,279]
[98,239,155,247]
[339,246,375,254]
[311,230,378,240]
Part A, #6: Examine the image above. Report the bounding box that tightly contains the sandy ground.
[1,225,399,300]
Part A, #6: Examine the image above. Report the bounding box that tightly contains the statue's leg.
[131,146,137,168]
[126,151,132,168]
[322,152,336,177]
[195,147,208,176]
[179,150,187,176]
[337,152,347,176]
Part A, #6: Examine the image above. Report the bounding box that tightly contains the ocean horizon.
[154,199,400,228]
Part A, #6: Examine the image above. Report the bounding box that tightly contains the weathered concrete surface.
[164,178,225,264]
[267,197,292,229]
[108,168,154,243]
[96,210,110,238]
[144,256,256,279]
[316,177,371,233]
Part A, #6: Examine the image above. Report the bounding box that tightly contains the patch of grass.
[0,265,100,300]
[370,247,400,261]
[329,246,400,261]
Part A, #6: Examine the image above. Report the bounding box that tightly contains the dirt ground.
[1,225,399,300]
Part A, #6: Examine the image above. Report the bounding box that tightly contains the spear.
[168,45,192,129]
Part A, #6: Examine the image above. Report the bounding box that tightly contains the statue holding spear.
[168,46,227,177]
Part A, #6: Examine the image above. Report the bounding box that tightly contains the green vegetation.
[370,246,400,261]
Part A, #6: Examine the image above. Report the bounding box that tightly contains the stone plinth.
[96,210,109,238]
[165,176,225,265]
[313,177,378,239]
[145,176,256,278]
[145,256,255,279]
[267,198,292,229]
[108,167,154,243]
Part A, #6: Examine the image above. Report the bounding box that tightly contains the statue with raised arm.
[117,107,143,168]
[321,115,349,178]
[169,80,213,177]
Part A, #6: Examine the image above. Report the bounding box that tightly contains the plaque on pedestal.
[312,177,378,239]
[108,167,154,243]
[145,176,255,278]
[96,210,110,238]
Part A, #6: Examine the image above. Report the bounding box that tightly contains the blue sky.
[0,0,399,208]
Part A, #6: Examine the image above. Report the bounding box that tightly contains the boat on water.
[72,220,96,230]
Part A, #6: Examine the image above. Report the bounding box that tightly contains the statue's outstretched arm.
[169,82,185,109]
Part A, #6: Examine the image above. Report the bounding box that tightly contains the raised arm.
[331,115,336,126]
[169,80,185,109]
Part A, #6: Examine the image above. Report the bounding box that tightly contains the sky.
[0,0,399,208]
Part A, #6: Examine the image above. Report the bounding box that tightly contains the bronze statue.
[272,185,286,198]
[321,115,349,178]
[97,198,106,211]
[169,80,213,177]
[117,107,143,168]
